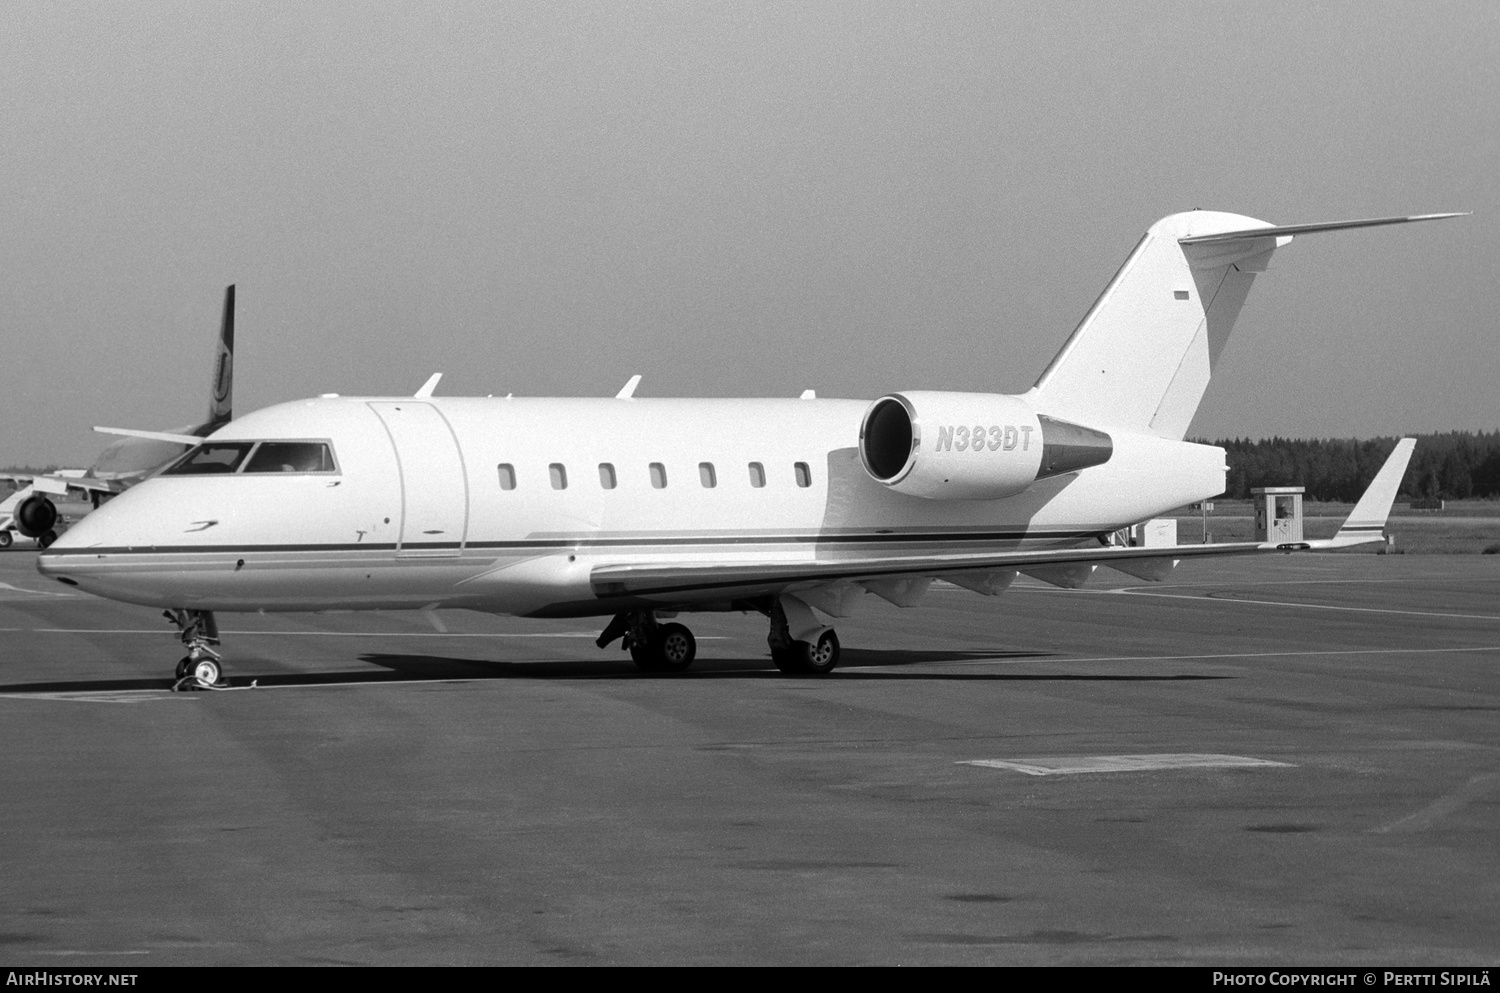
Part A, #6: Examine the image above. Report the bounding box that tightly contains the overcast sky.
[1,1,1495,466]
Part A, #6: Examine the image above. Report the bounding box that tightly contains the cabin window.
[497,464,516,490]
[162,443,255,475]
[549,463,568,490]
[598,463,616,489]
[794,461,811,488]
[748,462,766,488]
[243,441,336,474]
[649,462,667,489]
[699,462,716,488]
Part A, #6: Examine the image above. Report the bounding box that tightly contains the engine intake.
[859,391,1112,500]
[15,494,58,538]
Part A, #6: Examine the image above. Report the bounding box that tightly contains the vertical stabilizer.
[1026,211,1462,440]
[206,284,235,428]
[1027,211,1281,440]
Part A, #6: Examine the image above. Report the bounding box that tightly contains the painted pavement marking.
[1371,772,1500,834]
[840,645,1500,671]
[958,753,1295,776]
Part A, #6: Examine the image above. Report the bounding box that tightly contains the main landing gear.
[596,610,697,673]
[165,608,226,689]
[765,597,841,676]
[594,598,843,677]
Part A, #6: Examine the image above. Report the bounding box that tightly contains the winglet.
[414,373,442,398]
[1327,438,1417,546]
[616,375,642,399]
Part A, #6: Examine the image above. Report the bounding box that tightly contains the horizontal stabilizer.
[1179,213,1467,245]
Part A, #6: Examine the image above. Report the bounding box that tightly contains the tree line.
[1203,432,1500,501]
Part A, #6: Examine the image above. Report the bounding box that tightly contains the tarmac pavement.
[0,549,1496,965]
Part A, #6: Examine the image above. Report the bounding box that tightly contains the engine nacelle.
[859,391,1113,500]
[15,494,58,537]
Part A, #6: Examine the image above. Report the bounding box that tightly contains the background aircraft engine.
[15,495,58,537]
[859,391,1112,500]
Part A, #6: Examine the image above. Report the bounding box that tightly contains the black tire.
[630,640,661,672]
[801,629,840,675]
[770,646,802,674]
[773,630,841,676]
[38,530,57,549]
[653,623,696,673]
[0,531,11,549]
[175,657,193,680]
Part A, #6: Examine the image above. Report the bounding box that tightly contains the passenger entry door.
[367,401,469,557]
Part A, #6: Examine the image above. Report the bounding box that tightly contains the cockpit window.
[161,440,338,476]
[162,443,254,475]
[243,442,336,474]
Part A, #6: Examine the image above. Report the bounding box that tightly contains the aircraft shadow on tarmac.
[0,648,1233,694]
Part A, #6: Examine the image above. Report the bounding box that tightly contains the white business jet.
[38,211,1455,687]
[2,286,237,546]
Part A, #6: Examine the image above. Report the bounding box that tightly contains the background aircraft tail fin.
[1332,437,1417,543]
[1026,212,1462,440]
[205,284,234,428]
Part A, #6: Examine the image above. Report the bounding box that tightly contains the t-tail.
[1026,212,1465,440]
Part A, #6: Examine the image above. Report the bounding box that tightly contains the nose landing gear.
[165,609,227,689]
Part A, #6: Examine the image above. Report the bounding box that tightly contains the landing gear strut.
[766,597,841,675]
[165,609,225,688]
[597,610,697,673]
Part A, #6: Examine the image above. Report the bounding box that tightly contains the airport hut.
[1251,485,1304,544]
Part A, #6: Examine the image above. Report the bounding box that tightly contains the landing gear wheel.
[801,629,840,675]
[0,532,11,548]
[771,630,840,676]
[631,623,697,673]
[653,623,696,673]
[38,530,56,549]
[165,609,224,689]
[190,657,223,686]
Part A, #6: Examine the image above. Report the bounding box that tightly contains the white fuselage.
[38,395,1226,617]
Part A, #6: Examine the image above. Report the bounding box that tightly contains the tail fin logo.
[213,348,232,404]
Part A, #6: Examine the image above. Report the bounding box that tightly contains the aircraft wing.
[591,437,1417,603]
[591,539,1263,600]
